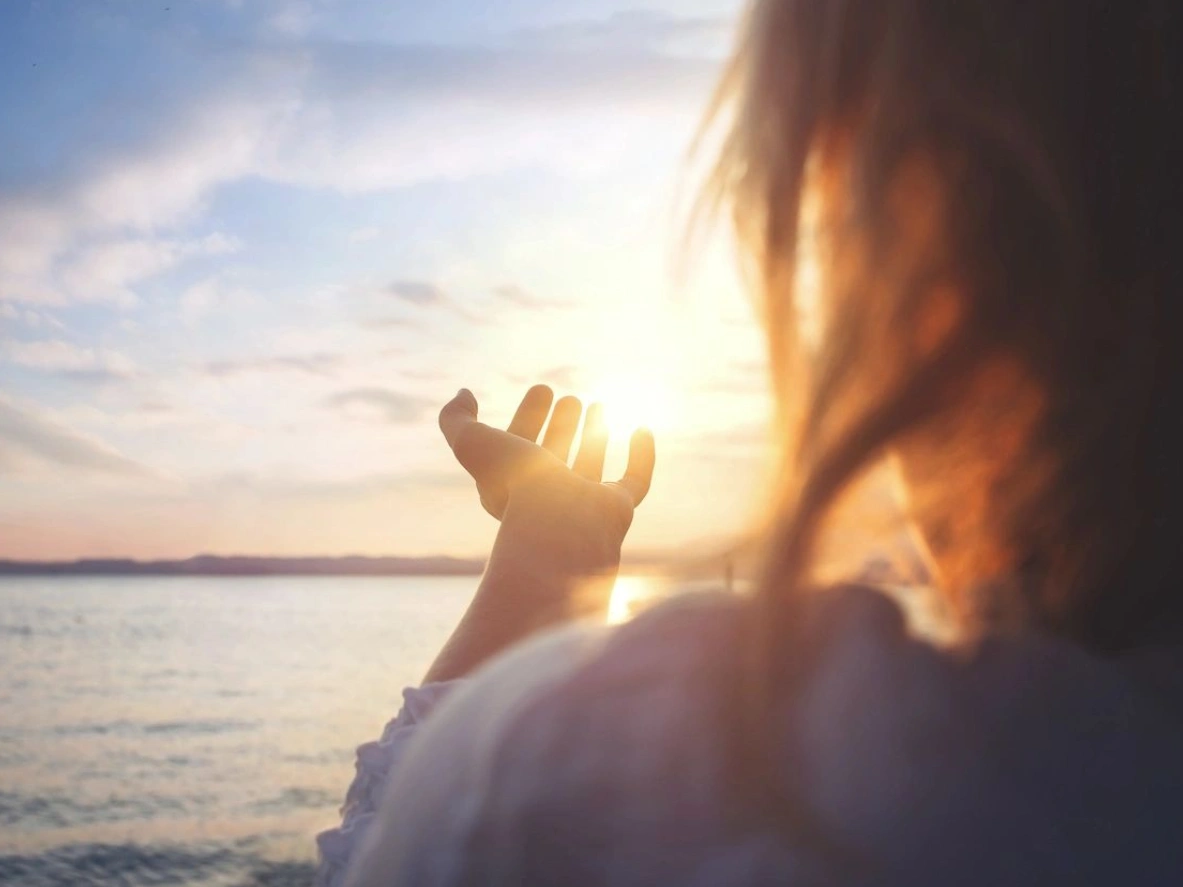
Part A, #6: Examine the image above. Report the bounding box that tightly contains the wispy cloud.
[384,280,492,325]
[511,10,731,54]
[179,275,253,324]
[1,303,63,330]
[387,280,447,306]
[358,316,420,331]
[2,230,239,308]
[201,353,345,378]
[66,234,239,306]
[2,339,138,382]
[493,285,573,311]
[323,387,433,424]
[0,395,155,478]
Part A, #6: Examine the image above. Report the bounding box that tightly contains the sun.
[584,372,674,439]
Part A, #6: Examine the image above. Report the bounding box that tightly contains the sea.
[0,575,666,886]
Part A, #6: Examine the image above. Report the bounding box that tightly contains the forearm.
[424,507,621,683]
[424,385,652,683]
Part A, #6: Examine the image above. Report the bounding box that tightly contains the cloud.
[323,387,432,424]
[294,38,715,115]
[201,353,344,377]
[1,339,138,382]
[0,49,294,305]
[137,401,176,415]
[10,307,66,331]
[358,316,419,331]
[2,229,241,308]
[179,275,253,324]
[0,303,64,333]
[387,280,446,306]
[59,234,239,307]
[0,395,154,478]
[0,37,717,306]
[494,284,573,311]
[511,10,731,54]
[383,280,491,325]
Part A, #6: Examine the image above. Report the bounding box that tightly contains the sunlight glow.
[586,373,674,439]
[607,575,665,624]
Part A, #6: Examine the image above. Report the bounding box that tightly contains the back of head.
[714,0,1183,652]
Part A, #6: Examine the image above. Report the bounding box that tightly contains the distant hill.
[0,555,486,577]
[0,544,755,580]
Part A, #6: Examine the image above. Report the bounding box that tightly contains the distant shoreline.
[0,555,487,577]
[0,550,721,579]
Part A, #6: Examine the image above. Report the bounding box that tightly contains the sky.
[0,0,777,562]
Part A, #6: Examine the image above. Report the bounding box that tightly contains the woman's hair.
[709,0,1182,842]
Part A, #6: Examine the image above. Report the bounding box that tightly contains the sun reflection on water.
[607,574,669,624]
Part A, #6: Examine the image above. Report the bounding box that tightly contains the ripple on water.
[245,787,337,816]
[0,789,220,831]
[46,718,258,738]
[0,842,316,887]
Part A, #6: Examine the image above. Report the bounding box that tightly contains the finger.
[541,396,583,463]
[613,428,655,505]
[572,403,608,480]
[438,388,479,452]
[506,384,554,442]
[440,389,534,483]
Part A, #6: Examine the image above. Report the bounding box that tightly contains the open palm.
[439,385,656,546]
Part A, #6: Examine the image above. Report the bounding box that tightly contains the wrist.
[481,497,622,629]
[493,496,623,580]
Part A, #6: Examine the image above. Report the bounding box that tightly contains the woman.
[318,0,1183,883]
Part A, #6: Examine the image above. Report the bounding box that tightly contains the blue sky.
[0,0,773,561]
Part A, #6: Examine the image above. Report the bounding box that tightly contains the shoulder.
[350,583,1183,886]
[345,585,910,885]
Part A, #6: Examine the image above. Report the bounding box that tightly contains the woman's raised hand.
[439,385,655,565]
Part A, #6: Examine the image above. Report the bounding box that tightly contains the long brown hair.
[709,0,1183,843]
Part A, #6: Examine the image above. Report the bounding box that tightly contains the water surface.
[0,575,490,886]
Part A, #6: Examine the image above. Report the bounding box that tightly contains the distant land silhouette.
[0,550,700,578]
[0,540,776,581]
[0,555,486,577]
[0,546,926,583]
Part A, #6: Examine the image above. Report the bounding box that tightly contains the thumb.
[439,388,480,451]
[439,389,532,484]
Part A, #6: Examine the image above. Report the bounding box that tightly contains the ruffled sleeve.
[315,681,460,887]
